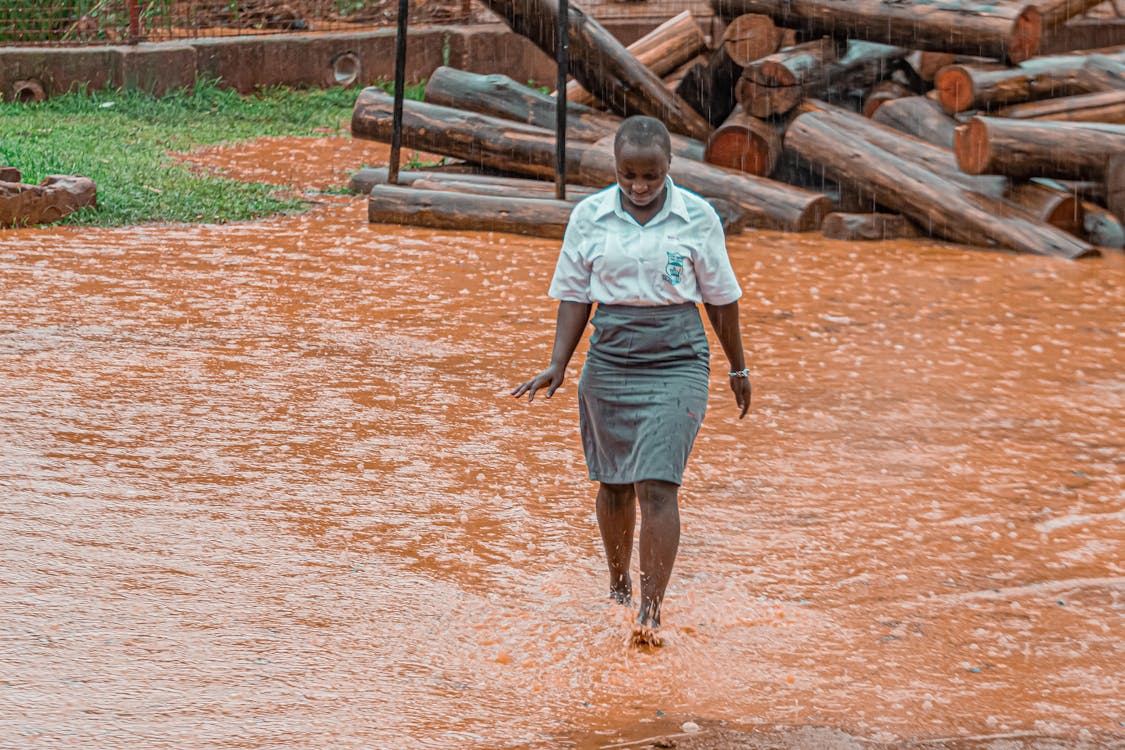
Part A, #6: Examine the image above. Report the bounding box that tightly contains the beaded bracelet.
[729,368,751,378]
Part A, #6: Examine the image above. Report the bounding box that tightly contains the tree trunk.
[1005,181,1084,232]
[351,166,586,196]
[1040,16,1125,54]
[409,176,599,199]
[1037,0,1110,30]
[997,89,1125,121]
[703,106,783,176]
[821,212,920,240]
[422,67,708,158]
[784,110,1096,257]
[863,80,913,117]
[563,11,706,108]
[1075,53,1125,91]
[425,66,619,142]
[736,38,837,117]
[1079,199,1125,248]
[738,40,906,118]
[478,0,712,138]
[675,13,784,126]
[870,95,961,149]
[369,184,574,238]
[934,46,1125,113]
[351,87,830,231]
[709,0,1043,62]
[797,99,1009,198]
[954,115,1125,179]
[1108,152,1125,223]
[664,54,707,90]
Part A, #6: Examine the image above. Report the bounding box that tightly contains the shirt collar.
[593,177,689,225]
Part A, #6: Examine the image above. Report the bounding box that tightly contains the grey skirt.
[578,303,710,486]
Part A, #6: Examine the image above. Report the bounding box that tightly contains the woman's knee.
[599,482,635,502]
[635,479,679,506]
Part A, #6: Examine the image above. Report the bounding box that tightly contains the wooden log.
[0,174,97,228]
[703,106,783,176]
[351,167,572,195]
[564,11,707,108]
[0,167,21,182]
[1108,152,1125,223]
[821,212,920,240]
[664,54,708,90]
[478,0,712,139]
[908,52,993,82]
[1075,53,1125,91]
[997,89,1125,121]
[425,66,618,142]
[709,0,1043,63]
[784,110,1097,257]
[410,177,600,199]
[798,99,1009,198]
[954,115,1125,179]
[422,67,708,159]
[935,46,1125,113]
[863,80,913,117]
[736,39,837,117]
[1079,199,1125,248]
[1005,181,1084,232]
[351,87,831,231]
[369,184,574,238]
[675,13,784,126]
[1037,0,1110,30]
[870,95,961,149]
[738,40,906,118]
[1040,15,1125,53]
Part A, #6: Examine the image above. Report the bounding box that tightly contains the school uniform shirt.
[547,177,743,307]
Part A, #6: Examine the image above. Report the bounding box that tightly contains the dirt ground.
[166,136,1125,750]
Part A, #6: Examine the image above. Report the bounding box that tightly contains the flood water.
[1,137,1123,749]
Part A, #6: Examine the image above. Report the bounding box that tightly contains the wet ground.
[1,136,1122,750]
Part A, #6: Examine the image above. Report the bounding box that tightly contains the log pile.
[349,0,1123,256]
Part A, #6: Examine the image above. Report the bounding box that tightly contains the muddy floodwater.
[1,137,1123,749]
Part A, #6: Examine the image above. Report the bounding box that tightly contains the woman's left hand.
[729,375,751,419]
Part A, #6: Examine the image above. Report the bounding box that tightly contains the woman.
[513,115,751,645]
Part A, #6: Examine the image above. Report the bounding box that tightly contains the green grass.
[0,79,425,226]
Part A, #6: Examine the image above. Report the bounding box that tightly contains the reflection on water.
[1,184,1122,748]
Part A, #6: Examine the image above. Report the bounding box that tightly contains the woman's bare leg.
[596,482,636,604]
[635,479,680,630]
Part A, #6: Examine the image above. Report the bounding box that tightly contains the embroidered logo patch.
[662,251,685,285]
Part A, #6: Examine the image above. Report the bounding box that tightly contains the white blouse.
[547,178,743,307]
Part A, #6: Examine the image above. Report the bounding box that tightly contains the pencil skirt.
[577,303,710,486]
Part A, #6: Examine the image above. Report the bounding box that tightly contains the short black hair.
[614,115,672,158]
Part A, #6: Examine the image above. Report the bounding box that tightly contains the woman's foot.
[629,622,664,648]
[609,584,633,606]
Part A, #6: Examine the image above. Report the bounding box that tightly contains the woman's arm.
[704,300,751,419]
[512,301,593,402]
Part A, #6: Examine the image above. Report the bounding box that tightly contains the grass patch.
[0,78,424,226]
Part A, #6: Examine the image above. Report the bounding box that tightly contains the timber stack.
[350,0,1125,257]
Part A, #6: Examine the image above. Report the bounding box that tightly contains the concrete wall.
[0,20,661,100]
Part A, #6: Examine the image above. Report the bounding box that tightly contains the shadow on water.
[0,137,1122,749]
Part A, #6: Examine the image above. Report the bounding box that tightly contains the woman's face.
[615,141,670,211]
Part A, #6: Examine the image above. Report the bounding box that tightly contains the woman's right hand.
[511,364,565,403]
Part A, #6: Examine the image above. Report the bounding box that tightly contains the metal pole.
[554,0,569,200]
[388,0,410,185]
[128,0,141,44]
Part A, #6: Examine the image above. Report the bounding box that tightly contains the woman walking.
[513,115,751,645]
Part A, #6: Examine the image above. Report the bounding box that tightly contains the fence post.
[128,0,141,44]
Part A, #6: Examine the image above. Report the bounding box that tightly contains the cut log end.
[704,128,775,176]
[1009,7,1042,64]
[953,119,991,174]
[935,67,975,114]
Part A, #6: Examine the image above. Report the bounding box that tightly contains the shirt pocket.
[659,235,696,288]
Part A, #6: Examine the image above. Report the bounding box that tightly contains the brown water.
[2,138,1123,749]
